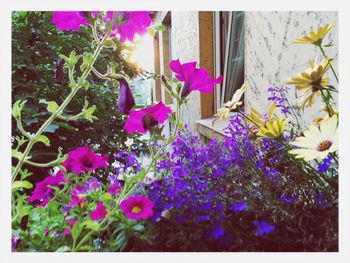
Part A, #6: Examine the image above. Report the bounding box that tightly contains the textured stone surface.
[170,11,201,133]
[244,11,338,127]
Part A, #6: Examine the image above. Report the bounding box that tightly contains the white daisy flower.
[289,115,338,161]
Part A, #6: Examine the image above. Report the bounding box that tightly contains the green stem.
[73,217,109,252]
[320,90,334,117]
[280,91,301,129]
[11,14,116,183]
[121,97,182,200]
[318,45,339,83]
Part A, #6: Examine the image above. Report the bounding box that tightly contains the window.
[213,11,245,110]
[152,12,172,105]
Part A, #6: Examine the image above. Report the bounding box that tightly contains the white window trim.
[213,11,222,113]
[213,11,234,112]
[221,12,233,107]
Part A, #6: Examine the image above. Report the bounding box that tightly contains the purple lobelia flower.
[83,177,101,192]
[169,59,222,98]
[230,200,248,212]
[317,155,333,173]
[267,86,290,114]
[279,194,298,205]
[117,78,135,114]
[253,220,276,236]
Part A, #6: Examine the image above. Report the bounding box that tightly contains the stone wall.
[244,11,338,127]
[170,11,201,133]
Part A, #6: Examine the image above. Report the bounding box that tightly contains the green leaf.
[12,180,33,190]
[103,39,116,48]
[80,52,93,72]
[71,222,82,240]
[12,149,24,160]
[83,104,98,122]
[132,224,145,232]
[35,134,50,146]
[39,99,59,113]
[147,28,156,37]
[17,11,27,17]
[68,50,81,67]
[82,219,100,231]
[101,193,113,201]
[12,100,27,118]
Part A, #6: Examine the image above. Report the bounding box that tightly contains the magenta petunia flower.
[65,216,77,227]
[107,182,121,195]
[61,229,72,237]
[67,183,86,209]
[123,101,172,134]
[120,195,154,220]
[61,147,108,175]
[27,171,65,207]
[169,59,223,97]
[90,201,107,221]
[104,11,152,42]
[51,12,99,31]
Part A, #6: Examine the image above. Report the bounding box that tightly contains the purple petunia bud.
[118,78,135,114]
[55,58,65,84]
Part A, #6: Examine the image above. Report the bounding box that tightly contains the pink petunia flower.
[66,184,86,209]
[90,201,107,221]
[61,147,108,175]
[61,229,72,237]
[65,216,78,227]
[51,12,99,31]
[123,101,172,134]
[104,11,152,42]
[120,195,154,220]
[169,59,223,97]
[27,171,65,207]
[107,182,121,195]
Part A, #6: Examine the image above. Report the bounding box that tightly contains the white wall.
[170,11,201,133]
[244,11,338,127]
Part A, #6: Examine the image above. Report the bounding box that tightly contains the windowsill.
[195,116,228,140]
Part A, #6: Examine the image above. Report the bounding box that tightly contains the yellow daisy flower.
[292,22,335,46]
[285,58,331,110]
[212,81,248,126]
[247,103,288,139]
[289,115,338,161]
[257,118,289,139]
[313,106,338,124]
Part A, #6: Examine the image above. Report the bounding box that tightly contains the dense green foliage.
[12,11,148,181]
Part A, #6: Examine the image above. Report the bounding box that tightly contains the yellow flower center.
[131,206,142,214]
[317,140,332,152]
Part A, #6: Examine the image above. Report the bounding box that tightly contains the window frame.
[213,11,245,112]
